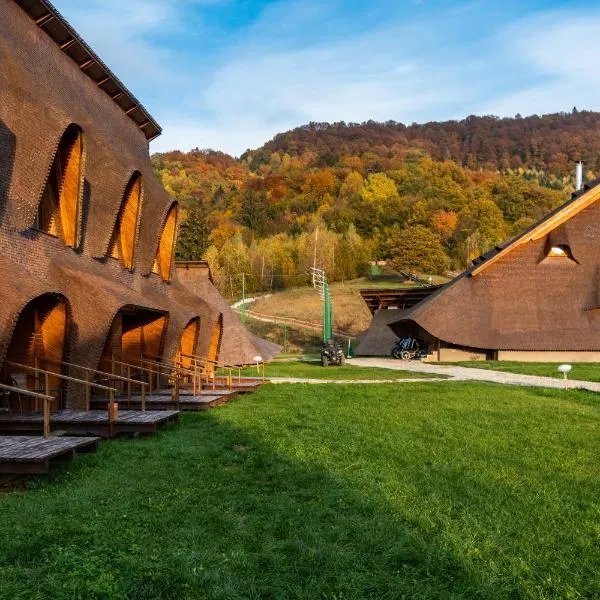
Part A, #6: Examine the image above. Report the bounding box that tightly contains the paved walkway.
[346,357,600,392]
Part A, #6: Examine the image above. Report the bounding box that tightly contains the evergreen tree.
[175,206,211,261]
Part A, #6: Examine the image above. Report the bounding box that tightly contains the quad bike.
[391,337,422,360]
[321,339,345,366]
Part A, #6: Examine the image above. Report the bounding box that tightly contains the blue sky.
[52,0,599,156]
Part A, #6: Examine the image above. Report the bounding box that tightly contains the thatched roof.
[389,180,600,351]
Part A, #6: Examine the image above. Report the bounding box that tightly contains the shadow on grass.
[0,413,514,600]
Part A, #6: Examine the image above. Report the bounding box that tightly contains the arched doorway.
[2,293,70,410]
[178,317,200,369]
[98,305,168,374]
[206,314,223,374]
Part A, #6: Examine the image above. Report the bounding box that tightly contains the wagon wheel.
[400,350,411,360]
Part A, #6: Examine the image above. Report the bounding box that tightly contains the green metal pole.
[241,272,246,323]
[323,282,328,342]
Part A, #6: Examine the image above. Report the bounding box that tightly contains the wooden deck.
[192,380,263,394]
[0,410,179,438]
[0,435,99,474]
[90,393,231,412]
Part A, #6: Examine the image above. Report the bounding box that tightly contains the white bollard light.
[557,364,572,390]
[253,355,263,376]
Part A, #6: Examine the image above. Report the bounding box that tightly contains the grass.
[452,360,600,382]
[241,316,324,355]
[247,277,423,337]
[1,382,599,599]
[242,359,440,380]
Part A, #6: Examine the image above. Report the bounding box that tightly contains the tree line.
[153,115,592,296]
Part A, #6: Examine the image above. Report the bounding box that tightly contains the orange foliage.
[431,210,458,241]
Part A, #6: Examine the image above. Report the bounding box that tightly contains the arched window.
[108,173,143,271]
[34,124,84,247]
[152,203,178,281]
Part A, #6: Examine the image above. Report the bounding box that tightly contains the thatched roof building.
[357,181,600,362]
[0,0,278,408]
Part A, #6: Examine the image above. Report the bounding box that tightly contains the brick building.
[0,0,278,408]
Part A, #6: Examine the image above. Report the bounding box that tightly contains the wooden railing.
[0,382,55,436]
[176,352,266,389]
[43,358,148,411]
[108,359,191,402]
[6,361,119,424]
[139,358,201,398]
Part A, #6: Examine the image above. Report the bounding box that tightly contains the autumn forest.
[152,110,599,298]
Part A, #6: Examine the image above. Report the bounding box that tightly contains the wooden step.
[0,410,179,438]
[0,435,99,474]
[90,393,232,412]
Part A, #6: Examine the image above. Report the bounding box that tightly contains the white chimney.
[576,162,584,191]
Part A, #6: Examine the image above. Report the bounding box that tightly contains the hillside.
[152,111,600,300]
[256,110,600,176]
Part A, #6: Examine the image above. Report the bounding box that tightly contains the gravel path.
[347,357,600,392]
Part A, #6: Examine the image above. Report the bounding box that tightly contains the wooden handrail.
[43,358,147,411]
[109,358,190,401]
[139,358,198,400]
[44,358,149,386]
[6,362,116,392]
[6,361,119,424]
[0,382,54,436]
[7,362,116,392]
[178,351,263,371]
[140,357,196,377]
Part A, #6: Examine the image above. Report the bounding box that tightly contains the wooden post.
[127,366,131,404]
[34,356,40,391]
[148,366,153,394]
[43,396,50,437]
[227,369,232,390]
[171,373,179,402]
[85,370,90,411]
[44,372,49,397]
[141,381,146,412]
[108,388,115,423]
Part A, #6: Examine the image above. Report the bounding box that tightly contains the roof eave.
[15,0,162,142]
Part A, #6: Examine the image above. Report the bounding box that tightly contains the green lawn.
[453,360,600,382]
[1,382,599,599]
[241,359,439,380]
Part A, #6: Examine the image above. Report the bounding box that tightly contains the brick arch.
[2,293,71,397]
[152,201,178,281]
[107,171,143,271]
[97,305,169,373]
[206,313,223,372]
[177,316,200,368]
[34,123,85,248]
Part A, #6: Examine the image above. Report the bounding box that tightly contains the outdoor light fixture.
[253,355,263,376]
[557,364,572,390]
[549,246,567,257]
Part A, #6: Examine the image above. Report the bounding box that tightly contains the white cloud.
[154,14,487,154]
[479,10,600,116]
[52,1,600,157]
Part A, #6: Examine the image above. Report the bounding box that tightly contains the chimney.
[576,162,584,191]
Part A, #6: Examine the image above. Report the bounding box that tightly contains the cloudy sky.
[51,0,598,156]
